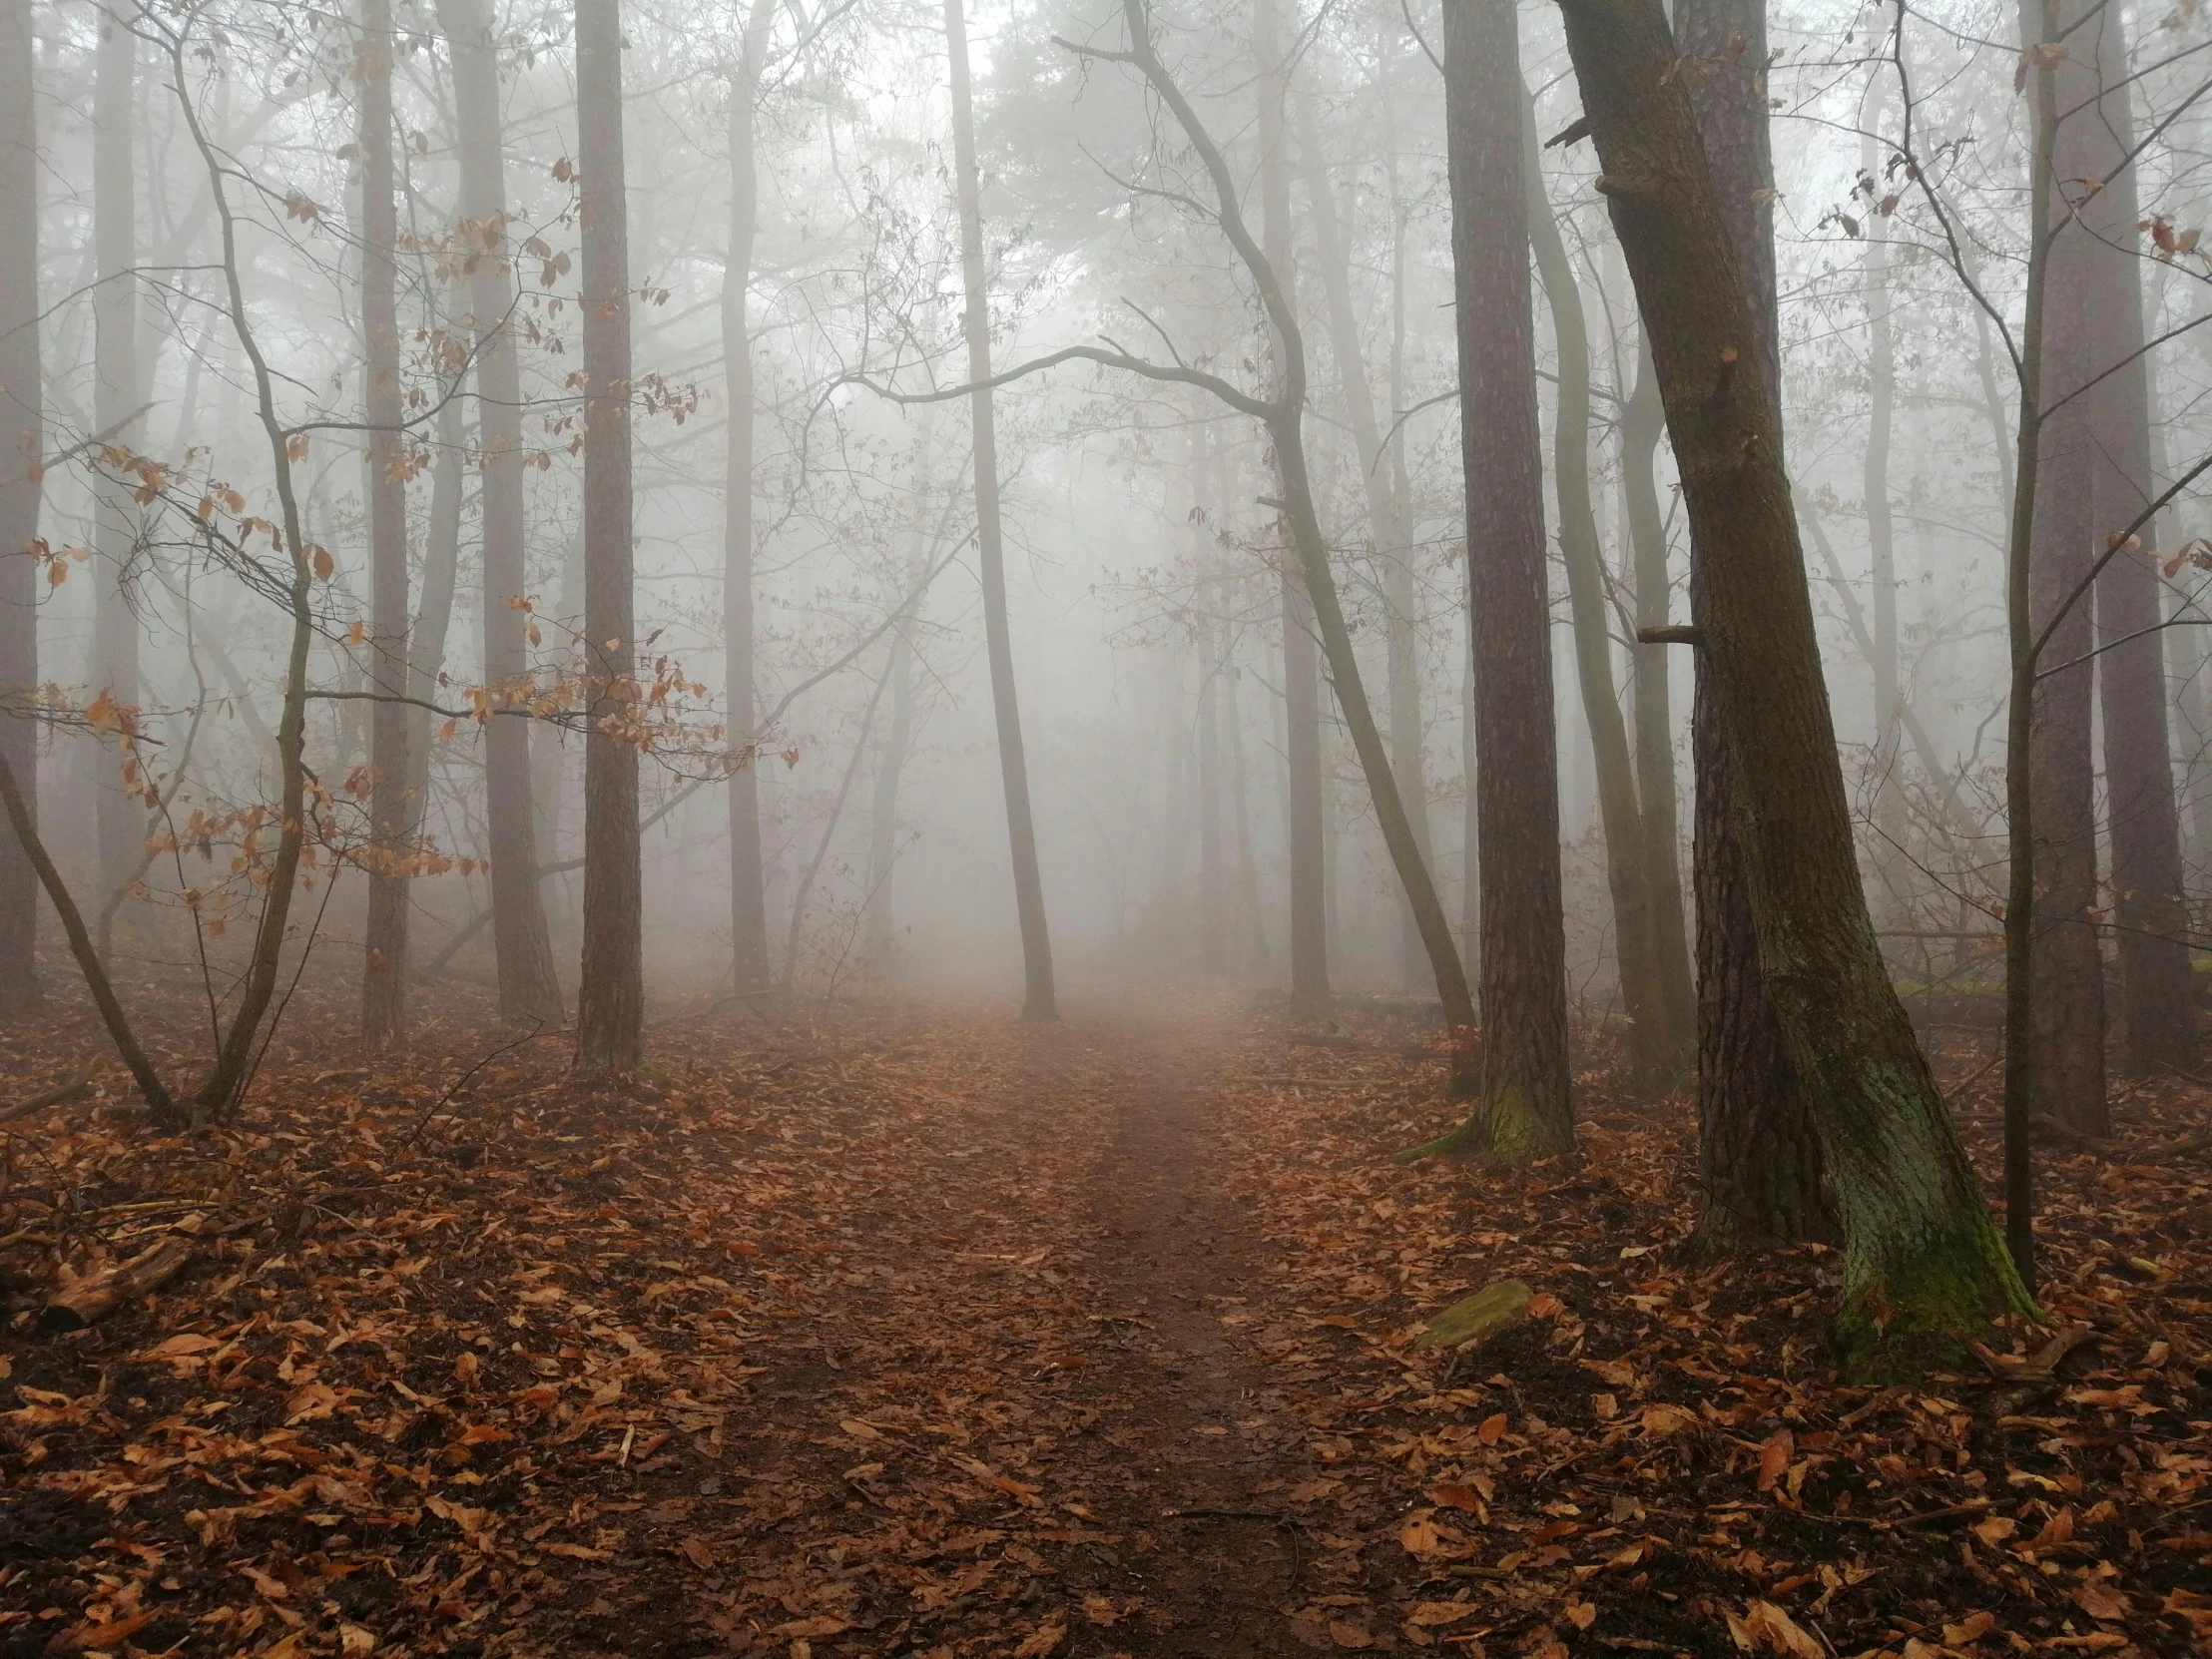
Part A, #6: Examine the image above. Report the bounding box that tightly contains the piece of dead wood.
[2031,1112,2212,1161]
[0,1074,93,1126]
[39,1236,195,1331]
[1286,1034,1446,1059]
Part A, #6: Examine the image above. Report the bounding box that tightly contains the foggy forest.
[6,0,2212,1651]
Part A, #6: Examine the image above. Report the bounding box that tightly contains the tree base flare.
[1393,1086,1571,1165]
[1833,1210,2041,1382]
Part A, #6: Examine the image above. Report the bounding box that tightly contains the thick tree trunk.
[946,0,1056,1022]
[358,0,410,1047]
[572,0,644,1071]
[439,0,563,1025]
[2082,0,2196,1076]
[1555,0,2030,1371]
[1437,0,1571,1157]
[0,0,40,1018]
[1674,0,1833,1256]
[93,6,143,914]
[1523,91,1676,1088]
[2026,3,2110,1136]
[1258,0,1329,1021]
[725,0,776,997]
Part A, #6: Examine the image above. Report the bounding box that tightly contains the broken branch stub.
[1412,1280,1532,1351]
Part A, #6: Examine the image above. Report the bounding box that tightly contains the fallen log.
[39,1236,195,1331]
[0,1074,93,1127]
[1286,1034,1447,1059]
[2031,1112,2212,1162]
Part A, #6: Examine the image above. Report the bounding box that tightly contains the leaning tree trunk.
[1673,0,1833,1256]
[438,0,564,1024]
[1522,89,1676,1090]
[2082,0,2196,1077]
[946,0,1056,1022]
[1554,0,2030,1373]
[725,0,776,998]
[358,0,410,1047]
[573,0,643,1072]
[1431,0,1571,1157]
[2025,0,2111,1136]
[0,0,40,1019]
[93,5,143,915]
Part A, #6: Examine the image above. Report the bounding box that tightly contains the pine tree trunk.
[946,0,1056,1022]
[2027,1,2111,1135]
[1523,90,1675,1088]
[725,0,776,997]
[1437,0,1571,1156]
[439,0,563,1024]
[2081,0,2196,1076]
[1554,0,2031,1372]
[1674,0,1833,1257]
[93,7,142,915]
[573,0,643,1071]
[0,0,41,1019]
[359,0,410,1048]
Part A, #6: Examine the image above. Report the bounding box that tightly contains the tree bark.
[2081,0,2196,1077]
[725,0,776,997]
[573,0,644,1071]
[946,0,1056,1022]
[93,4,143,914]
[439,0,563,1024]
[1553,0,2031,1372]
[1435,0,1571,1157]
[1859,103,1911,911]
[1674,0,1833,1257]
[1523,89,1677,1088]
[0,0,41,1018]
[358,0,410,1047]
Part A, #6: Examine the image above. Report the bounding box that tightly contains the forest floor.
[3,984,2212,1658]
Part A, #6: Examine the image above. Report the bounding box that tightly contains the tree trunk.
[1523,89,1676,1088]
[1553,0,2032,1373]
[404,396,463,816]
[439,0,563,1024]
[945,0,1056,1022]
[1199,636,1225,973]
[1674,0,1833,1257]
[725,0,776,997]
[2026,1,2110,1136]
[358,0,410,1047]
[1435,0,1571,1157]
[0,0,41,1019]
[1225,651,1268,969]
[93,5,143,914]
[864,612,915,969]
[572,0,643,1071]
[2082,0,2196,1077]
[1860,104,1910,913]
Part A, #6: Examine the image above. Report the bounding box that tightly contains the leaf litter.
[0,987,2206,1657]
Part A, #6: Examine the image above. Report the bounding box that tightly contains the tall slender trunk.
[1438,0,1570,1156]
[1861,106,1909,911]
[1554,0,2030,1373]
[405,396,464,814]
[359,0,410,1046]
[1199,639,1225,973]
[1675,0,1833,1256]
[1258,0,1329,1020]
[1225,653,1268,969]
[438,0,562,1023]
[1294,96,1426,991]
[2082,0,2195,1075]
[725,0,776,995]
[573,0,643,1071]
[1523,89,1677,1086]
[93,4,143,912]
[945,0,1055,1021]
[2026,0,2110,1135]
[0,0,41,1018]
[864,615,915,968]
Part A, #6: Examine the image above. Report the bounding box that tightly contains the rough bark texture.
[1442,0,1571,1157]
[359,0,410,1047]
[0,0,41,1018]
[2081,0,2196,1077]
[1674,0,1834,1256]
[2027,2,2111,1135]
[725,0,776,998]
[1554,0,2030,1373]
[440,0,563,1025]
[93,8,143,910]
[573,0,644,1072]
[1523,93,1675,1089]
[947,0,1056,1022]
